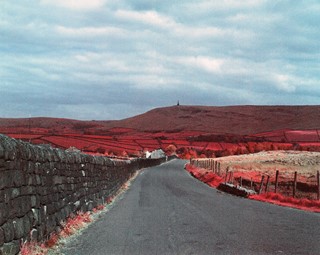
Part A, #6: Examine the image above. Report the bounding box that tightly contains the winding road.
[60,159,320,255]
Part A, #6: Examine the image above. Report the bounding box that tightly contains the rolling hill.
[1,105,320,135]
[102,105,320,134]
[1,105,320,158]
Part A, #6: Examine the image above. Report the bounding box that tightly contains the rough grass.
[185,163,224,188]
[249,192,320,213]
[20,212,92,255]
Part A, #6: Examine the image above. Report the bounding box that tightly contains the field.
[187,150,320,212]
[217,150,319,195]
[1,105,320,158]
[3,127,320,159]
[3,130,320,159]
[191,150,320,201]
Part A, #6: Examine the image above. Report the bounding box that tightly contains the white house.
[145,149,166,159]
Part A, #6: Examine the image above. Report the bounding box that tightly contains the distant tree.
[247,142,256,153]
[235,146,244,155]
[121,150,128,157]
[189,149,198,158]
[165,144,177,155]
[271,143,278,151]
[254,143,265,153]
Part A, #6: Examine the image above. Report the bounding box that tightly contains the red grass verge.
[185,163,224,188]
[20,189,123,254]
[249,193,320,213]
[20,211,92,255]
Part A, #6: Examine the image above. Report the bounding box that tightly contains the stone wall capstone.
[0,134,170,255]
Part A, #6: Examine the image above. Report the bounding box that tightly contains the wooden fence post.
[258,175,265,194]
[275,170,279,193]
[265,175,270,193]
[225,168,229,184]
[293,171,297,198]
[239,176,242,187]
[228,171,233,184]
[317,170,320,200]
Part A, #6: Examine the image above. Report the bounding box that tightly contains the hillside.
[104,105,320,134]
[1,105,319,135]
[1,105,320,158]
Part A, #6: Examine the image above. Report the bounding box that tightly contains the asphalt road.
[60,159,320,255]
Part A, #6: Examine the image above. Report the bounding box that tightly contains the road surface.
[60,159,320,255]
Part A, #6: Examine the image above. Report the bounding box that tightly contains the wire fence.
[190,158,320,200]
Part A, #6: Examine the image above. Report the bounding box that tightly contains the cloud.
[182,0,267,13]
[55,25,126,37]
[272,74,296,93]
[1,0,320,120]
[177,56,224,74]
[115,10,175,28]
[40,0,108,11]
[114,9,231,40]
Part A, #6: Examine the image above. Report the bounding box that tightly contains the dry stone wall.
[0,134,169,255]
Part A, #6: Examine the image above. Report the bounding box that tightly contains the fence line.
[190,158,320,200]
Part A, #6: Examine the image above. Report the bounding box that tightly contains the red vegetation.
[20,208,106,255]
[106,197,113,204]
[249,193,320,213]
[20,243,47,255]
[185,163,224,188]
[2,105,320,158]
[4,130,320,159]
[285,130,320,142]
[59,211,91,238]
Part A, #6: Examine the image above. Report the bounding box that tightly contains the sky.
[1,0,320,120]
